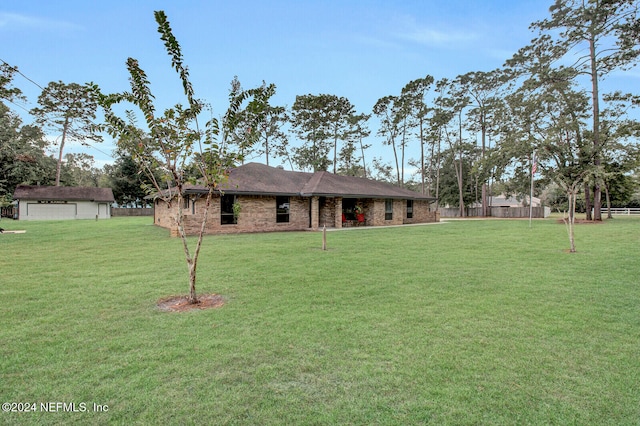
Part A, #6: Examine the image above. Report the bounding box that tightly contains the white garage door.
[26,203,77,220]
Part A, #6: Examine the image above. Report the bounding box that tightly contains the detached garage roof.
[13,185,115,202]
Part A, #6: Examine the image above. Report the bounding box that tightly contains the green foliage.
[232,200,242,221]
[290,94,360,173]
[30,81,103,186]
[0,104,55,197]
[225,77,281,165]
[60,152,102,187]
[0,62,25,104]
[436,142,479,207]
[103,151,156,206]
[529,0,640,220]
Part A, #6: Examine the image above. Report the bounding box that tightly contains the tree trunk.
[332,133,338,174]
[563,183,578,253]
[359,136,367,178]
[55,117,70,186]
[420,118,425,194]
[264,133,269,166]
[390,135,400,186]
[172,186,214,305]
[189,189,214,303]
[568,188,576,253]
[435,130,441,209]
[605,183,612,219]
[457,114,465,217]
[427,133,435,198]
[188,263,197,304]
[174,190,197,304]
[400,118,407,187]
[584,183,592,220]
[481,114,488,217]
[589,36,602,221]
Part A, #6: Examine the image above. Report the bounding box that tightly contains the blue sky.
[0,0,597,168]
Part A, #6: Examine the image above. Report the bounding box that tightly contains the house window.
[221,195,237,225]
[277,196,290,223]
[183,196,195,214]
[407,200,413,219]
[385,199,393,221]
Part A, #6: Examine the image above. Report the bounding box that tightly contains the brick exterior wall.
[154,193,438,235]
[155,194,310,235]
[403,199,439,224]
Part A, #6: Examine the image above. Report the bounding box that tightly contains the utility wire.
[1,58,115,162]
[1,58,46,93]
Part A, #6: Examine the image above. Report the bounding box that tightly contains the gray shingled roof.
[13,185,115,202]
[186,163,435,201]
[300,170,434,199]
[217,163,313,196]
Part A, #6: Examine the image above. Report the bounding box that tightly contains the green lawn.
[1,217,639,425]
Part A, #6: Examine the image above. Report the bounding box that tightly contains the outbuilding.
[13,185,115,220]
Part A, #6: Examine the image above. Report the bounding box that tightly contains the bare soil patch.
[157,294,225,312]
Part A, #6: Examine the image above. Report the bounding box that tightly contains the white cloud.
[392,15,477,47]
[0,12,82,31]
[487,48,518,63]
[353,34,402,50]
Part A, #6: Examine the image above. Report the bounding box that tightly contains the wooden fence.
[111,207,154,217]
[439,206,549,218]
[1,206,16,219]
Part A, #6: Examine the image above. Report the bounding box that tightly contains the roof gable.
[13,185,115,202]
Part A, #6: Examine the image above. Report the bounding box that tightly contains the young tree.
[30,81,102,186]
[97,11,273,304]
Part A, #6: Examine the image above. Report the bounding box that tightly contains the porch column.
[310,196,319,230]
[335,197,343,228]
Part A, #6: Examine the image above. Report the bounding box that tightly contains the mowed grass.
[1,216,639,425]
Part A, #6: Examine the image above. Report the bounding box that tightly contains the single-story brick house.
[153,162,438,235]
[13,185,115,220]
